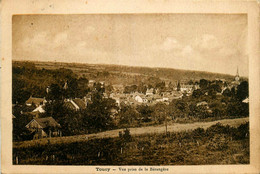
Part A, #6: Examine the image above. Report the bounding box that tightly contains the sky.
[12,14,248,76]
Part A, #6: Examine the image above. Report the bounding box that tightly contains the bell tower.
[235,66,240,82]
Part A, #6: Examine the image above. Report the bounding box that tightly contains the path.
[13,117,249,148]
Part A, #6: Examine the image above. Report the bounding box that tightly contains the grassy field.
[13,117,249,148]
[13,122,249,165]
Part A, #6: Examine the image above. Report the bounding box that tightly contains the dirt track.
[14,117,249,148]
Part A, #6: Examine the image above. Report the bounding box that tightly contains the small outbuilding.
[25,117,62,139]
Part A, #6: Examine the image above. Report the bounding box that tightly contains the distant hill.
[13,60,239,85]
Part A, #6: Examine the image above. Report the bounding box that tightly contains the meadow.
[13,122,249,165]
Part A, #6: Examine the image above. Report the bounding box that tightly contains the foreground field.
[13,122,249,165]
[13,117,249,148]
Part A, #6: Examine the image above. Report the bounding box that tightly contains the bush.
[233,122,249,140]
[119,128,131,142]
[192,127,205,138]
[206,134,228,151]
[206,123,233,137]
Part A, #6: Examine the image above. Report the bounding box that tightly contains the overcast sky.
[12,14,248,76]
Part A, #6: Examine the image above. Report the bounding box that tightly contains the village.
[12,63,249,141]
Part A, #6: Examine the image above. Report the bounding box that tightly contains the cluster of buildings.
[107,80,201,106]
[15,96,87,140]
[15,79,196,140]
[110,90,183,106]
[14,68,248,140]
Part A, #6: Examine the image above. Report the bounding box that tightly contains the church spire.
[235,66,240,82]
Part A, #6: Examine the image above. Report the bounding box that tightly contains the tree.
[177,81,181,91]
[209,84,221,93]
[227,100,248,117]
[188,80,194,85]
[77,77,89,97]
[118,105,140,127]
[155,81,166,91]
[84,90,118,132]
[46,83,63,101]
[168,82,173,90]
[208,88,217,99]
[67,78,79,98]
[44,100,67,119]
[12,77,31,104]
[123,85,137,94]
[147,76,161,88]
[199,79,209,90]
[236,81,249,101]
[136,105,153,122]
[169,99,189,118]
[151,103,169,124]
[13,113,34,141]
[192,89,203,98]
[137,83,147,94]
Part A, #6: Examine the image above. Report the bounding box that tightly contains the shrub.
[192,127,205,139]
[233,122,249,140]
[206,134,228,151]
[206,123,233,137]
[119,128,132,142]
[123,128,131,142]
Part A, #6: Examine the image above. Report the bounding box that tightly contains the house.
[134,95,143,103]
[88,80,96,87]
[171,91,183,99]
[110,96,120,106]
[84,94,92,102]
[196,101,208,107]
[31,105,46,118]
[100,81,105,87]
[25,117,62,139]
[64,98,87,111]
[156,98,164,102]
[73,98,87,109]
[180,84,193,93]
[25,96,47,107]
[146,88,154,96]
[162,97,169,102]
[32,105,45,113]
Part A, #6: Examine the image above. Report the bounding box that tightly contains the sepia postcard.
[1,0,260,173]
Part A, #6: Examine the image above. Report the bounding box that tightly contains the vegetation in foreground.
[13,122,249,165]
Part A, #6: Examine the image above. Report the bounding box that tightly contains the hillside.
[13,60,237,85]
